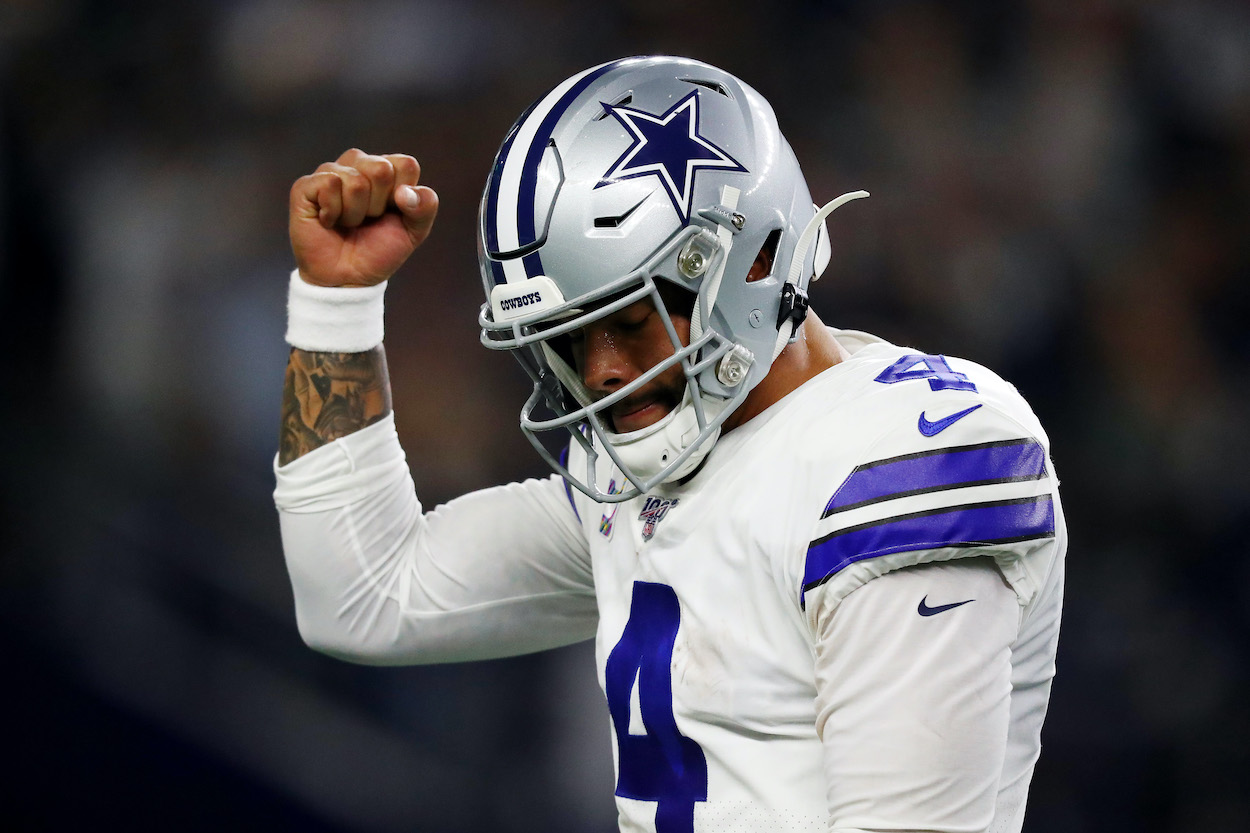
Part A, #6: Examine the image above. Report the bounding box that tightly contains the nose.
[578,324,635,394]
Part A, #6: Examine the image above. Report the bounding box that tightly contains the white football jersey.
[275,328,1065,833]
[563,329,1065,833]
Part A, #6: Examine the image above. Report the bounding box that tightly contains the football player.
[276,56,1065,833]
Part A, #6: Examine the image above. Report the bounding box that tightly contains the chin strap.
[771,190,870,363]
[689,185,741,347]
[776,281,810,335]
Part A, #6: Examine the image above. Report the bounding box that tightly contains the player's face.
[568,294,691,434]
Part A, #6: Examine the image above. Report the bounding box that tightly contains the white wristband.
[285,269,387,352]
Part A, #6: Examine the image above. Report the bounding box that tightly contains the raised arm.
[279,148,438,464]
[274,150,596,665]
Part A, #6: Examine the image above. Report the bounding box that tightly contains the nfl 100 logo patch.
[638,496,679,542]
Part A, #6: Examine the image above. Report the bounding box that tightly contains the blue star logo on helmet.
[596,90,747,223]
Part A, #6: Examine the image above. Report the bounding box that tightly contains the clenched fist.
[289,148,439,287]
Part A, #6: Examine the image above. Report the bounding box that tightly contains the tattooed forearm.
[279,347,393,465]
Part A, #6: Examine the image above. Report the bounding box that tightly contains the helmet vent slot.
[595,93,633,120]
[593,196,647,228]
[683,78,732,99]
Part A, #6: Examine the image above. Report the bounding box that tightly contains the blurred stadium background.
[2,0,1247,830]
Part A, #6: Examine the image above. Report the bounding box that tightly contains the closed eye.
[615,309,652,332]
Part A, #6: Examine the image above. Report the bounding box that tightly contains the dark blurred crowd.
[2,1,1247,831]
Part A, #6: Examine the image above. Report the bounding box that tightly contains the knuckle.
[315,171,343,196]
[390,154,420,178]
[359,155,395,181]
[338,167,369,196]
[293,171,339,202]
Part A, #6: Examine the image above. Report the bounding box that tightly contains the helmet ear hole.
[747,230,781,283]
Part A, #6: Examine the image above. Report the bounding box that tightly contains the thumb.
[395,184,439,246]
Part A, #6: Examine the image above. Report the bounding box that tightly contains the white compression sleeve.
[274,415,597,664]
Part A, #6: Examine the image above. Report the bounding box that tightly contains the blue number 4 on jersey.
[874,354,978,393]
[605,582,708,833]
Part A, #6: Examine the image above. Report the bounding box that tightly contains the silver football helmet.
[478,56,865,502]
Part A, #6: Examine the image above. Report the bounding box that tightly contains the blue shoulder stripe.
[823,439,1046,517]
[802,495,1055,605]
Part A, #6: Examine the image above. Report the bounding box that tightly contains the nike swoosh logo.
[918,404,983,436]
[593,197,647,228]
[917,596,975,617]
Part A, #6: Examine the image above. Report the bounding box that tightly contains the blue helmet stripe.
[482,100,536,256]
[488,256,508,286]
[521,250,545,280]
[512,61,628,268]
[483,58,636,283]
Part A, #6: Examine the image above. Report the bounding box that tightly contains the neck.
[722,311,847,433]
